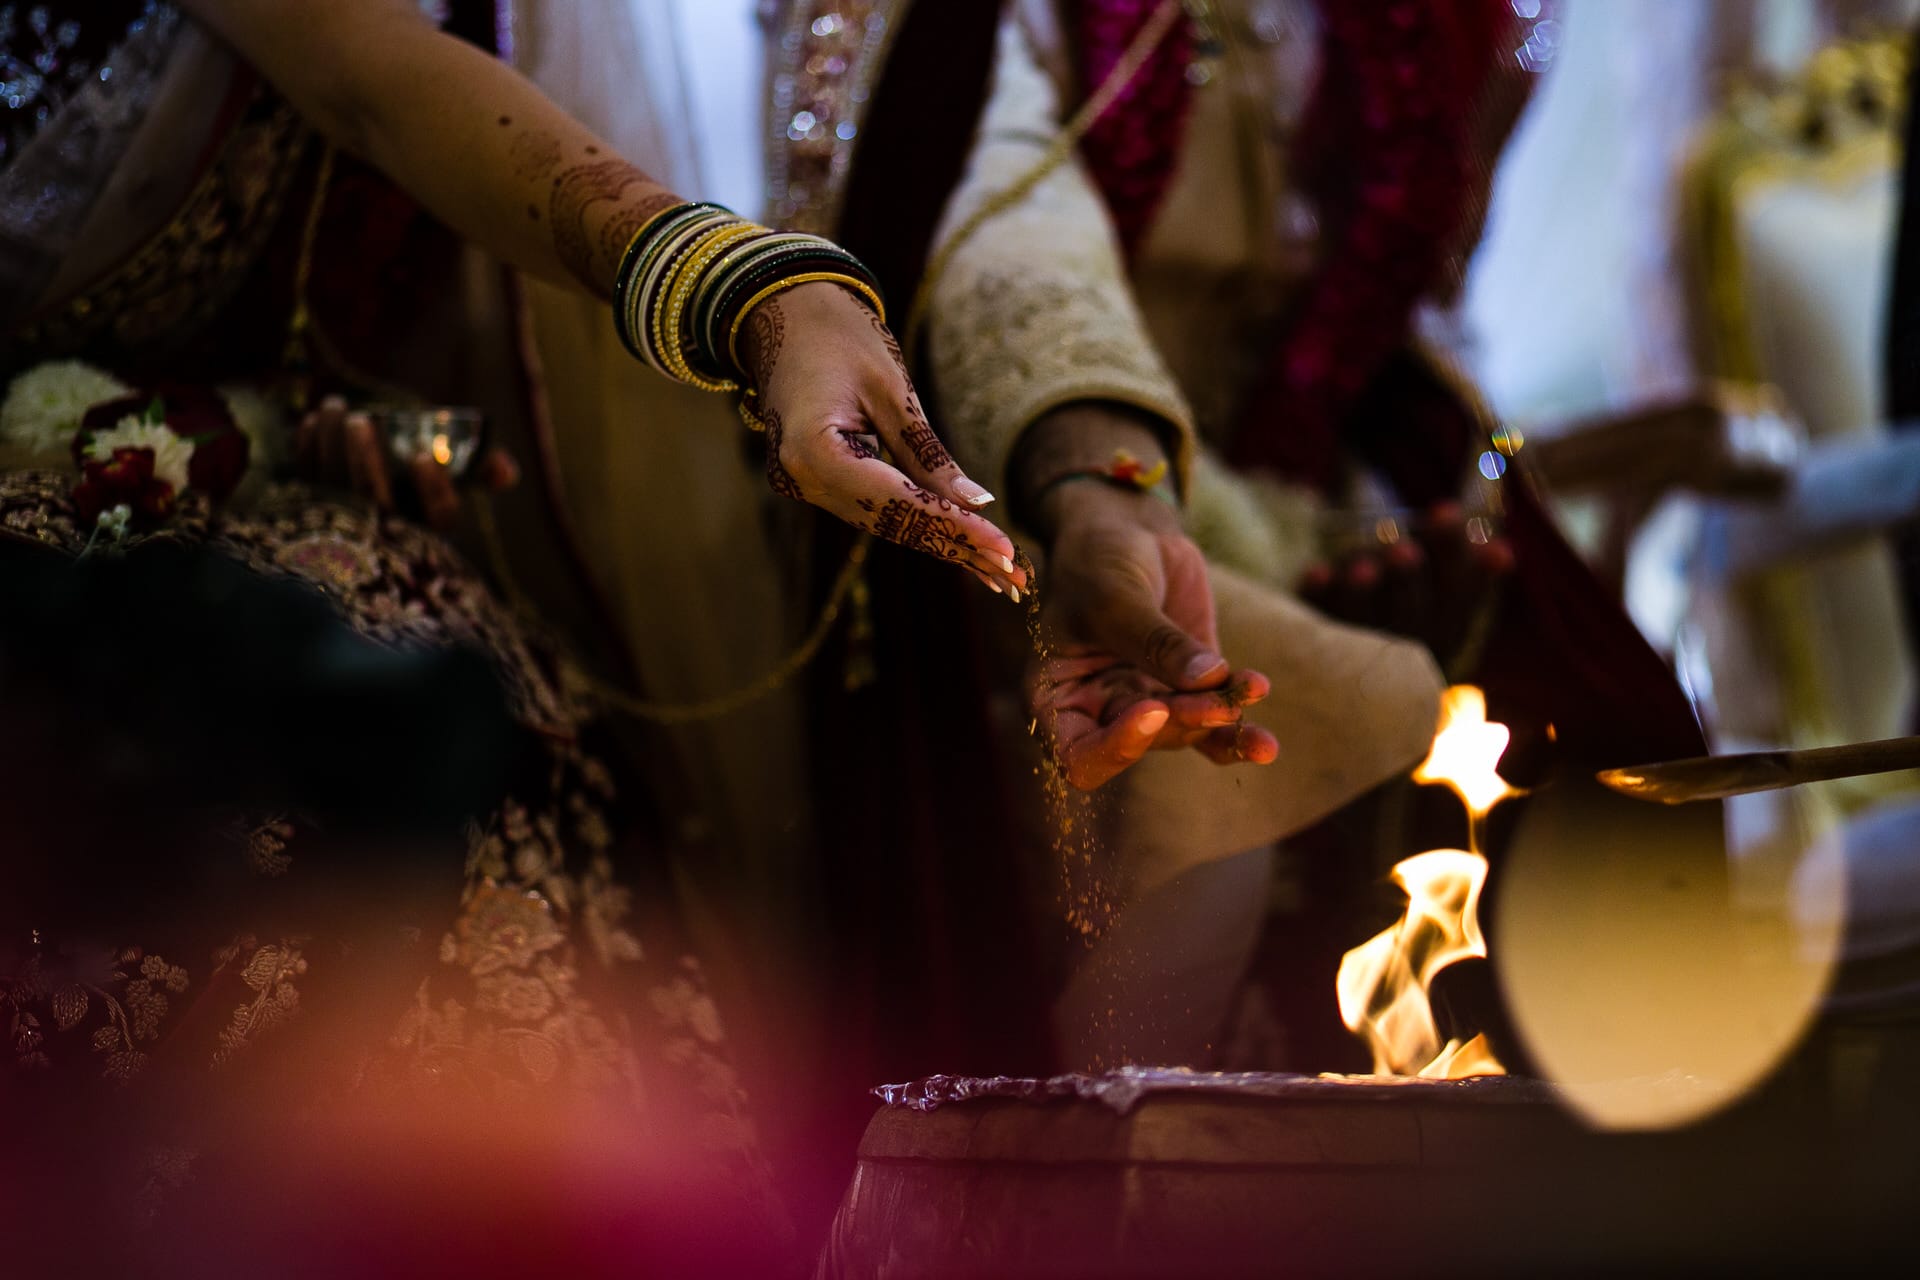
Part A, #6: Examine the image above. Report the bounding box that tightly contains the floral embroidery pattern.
[385,770,649,1101]
[1,811,313,1084]
[2,943,188,1080]
[235,814,296,877]
[650,958,768,1163]
[211,937,307,1066]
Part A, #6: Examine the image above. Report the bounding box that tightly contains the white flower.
[0,361,130,453]
[84,417,194,492]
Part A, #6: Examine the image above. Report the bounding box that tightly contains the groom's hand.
[1020,406,1277,790]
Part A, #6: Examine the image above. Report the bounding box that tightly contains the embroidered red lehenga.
[0,3,785,1269]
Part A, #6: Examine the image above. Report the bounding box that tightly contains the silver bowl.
[364,406,486,480]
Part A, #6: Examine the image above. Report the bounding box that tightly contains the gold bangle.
[614,200,690,279]
[660,222,763,391]
[649,220,749,391]
[628,208,731,371]
[727,272,887,376]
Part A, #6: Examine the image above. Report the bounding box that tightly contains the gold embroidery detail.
[1,946,190,1081]
[448,877,567,977]
[240,815,297,877]
[382,779,650,1099]
[212,938,307,1065]
[277,531,381,594]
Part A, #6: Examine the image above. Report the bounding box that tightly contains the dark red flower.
[73,384,251,504]
[186,425,249,498]
[72,447,176,530]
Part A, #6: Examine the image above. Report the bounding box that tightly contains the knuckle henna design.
[858,486,978,562]
[862,311,954,474]
[899,392,954,474]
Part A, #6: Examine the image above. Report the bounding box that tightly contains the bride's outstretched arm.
[179,0,1025,593]
[183,0,668,296]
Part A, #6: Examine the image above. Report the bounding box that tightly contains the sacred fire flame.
[1336,686,1512,1079]
[1411,685,1518,821]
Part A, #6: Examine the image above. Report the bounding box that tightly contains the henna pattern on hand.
[738,299,787,388]
[866,309,907,374]
[898,393,955,474]
[763,407,805,503]
[547,159,676,293]
[856,486,978,562]
[860,310,954,473]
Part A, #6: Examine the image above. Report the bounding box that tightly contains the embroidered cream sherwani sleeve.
[921,4,1444,906]
[924,11,1198,512]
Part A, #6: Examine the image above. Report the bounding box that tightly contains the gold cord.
[282,144,338,413]
[471,495,872,725]
[728,272,887,370]
[284,143,423,410]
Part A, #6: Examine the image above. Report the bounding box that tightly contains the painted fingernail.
[998,555,1016,574]
[954,478,995,507]
[1009,584,1023,604]
[1183,652,1226,683]
[1137,708,1170,735]
[986,579,1003,594]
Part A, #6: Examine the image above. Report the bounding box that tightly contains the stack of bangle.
[611,202,886,396]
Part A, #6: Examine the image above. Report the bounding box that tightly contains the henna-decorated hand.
[295,396,520,532]
[1030,479,1278,791]
[739,283,1026,596]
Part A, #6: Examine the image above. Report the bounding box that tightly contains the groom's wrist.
[1032,469,1183,548]
[1012,401,1178,536]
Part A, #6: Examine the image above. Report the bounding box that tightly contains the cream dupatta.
[509,2,816,923]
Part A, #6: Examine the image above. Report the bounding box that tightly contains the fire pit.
[817,1066,1837,1278]
[816,690,1863,1276]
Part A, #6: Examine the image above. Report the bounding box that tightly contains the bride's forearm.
[183,0,679,298]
